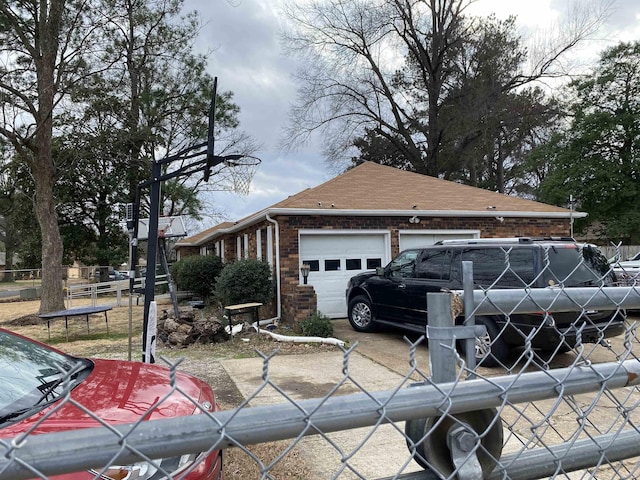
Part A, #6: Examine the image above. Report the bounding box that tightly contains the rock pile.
[157,306,230,347]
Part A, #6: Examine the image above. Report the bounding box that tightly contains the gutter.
[265,213,281,324]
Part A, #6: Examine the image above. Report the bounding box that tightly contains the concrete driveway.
[220,318,630,479]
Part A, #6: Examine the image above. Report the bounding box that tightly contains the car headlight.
[90,453,198,480]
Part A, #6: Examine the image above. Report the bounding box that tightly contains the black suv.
[346,237,625,366]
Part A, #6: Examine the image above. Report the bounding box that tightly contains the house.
[175,162,584,323]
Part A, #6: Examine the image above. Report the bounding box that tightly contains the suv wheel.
[348,296,375,332]
[474,317,508,367]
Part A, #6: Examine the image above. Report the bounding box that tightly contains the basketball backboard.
[137,216,187,240]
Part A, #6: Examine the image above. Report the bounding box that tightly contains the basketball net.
[226,157,260,195]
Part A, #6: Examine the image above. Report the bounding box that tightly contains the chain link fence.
[1,246,640,479]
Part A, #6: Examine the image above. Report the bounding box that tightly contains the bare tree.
[280,0,613,180]
[0,0,98,312]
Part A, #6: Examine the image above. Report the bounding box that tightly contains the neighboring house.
[175,162,584,323]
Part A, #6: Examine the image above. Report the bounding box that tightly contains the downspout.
[265,213,281,324]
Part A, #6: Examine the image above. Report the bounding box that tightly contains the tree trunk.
[33,0,66,314]
[33,164,65,313]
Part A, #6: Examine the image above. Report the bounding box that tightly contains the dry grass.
[0,296,326,479]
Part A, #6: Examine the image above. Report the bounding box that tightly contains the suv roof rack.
[435,236,577,245]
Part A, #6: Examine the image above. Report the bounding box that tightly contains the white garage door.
[399,231,479,251]
[300,232,389,318]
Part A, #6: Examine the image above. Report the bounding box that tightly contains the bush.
[299,311,333,338]
[215,259,274,306]
[170,255,224,302]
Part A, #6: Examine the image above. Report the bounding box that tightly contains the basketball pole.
[130,78,251,363]
[142,160,161,363]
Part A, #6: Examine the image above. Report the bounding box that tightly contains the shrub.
[215,259,274,306]
[299,311,333,338]
[170,255,224,302]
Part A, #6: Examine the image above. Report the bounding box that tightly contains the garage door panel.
[300,234,387,318]
[301,235,386,256]
[399,232,478,251]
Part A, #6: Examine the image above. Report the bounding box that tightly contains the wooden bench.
[39,305,112,341]
[224,302,262,336]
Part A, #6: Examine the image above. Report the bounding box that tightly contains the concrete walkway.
[221,320,430,478]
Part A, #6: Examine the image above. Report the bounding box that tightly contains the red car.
[0,328,224,479]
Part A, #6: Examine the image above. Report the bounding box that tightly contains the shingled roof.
[271,162,570,213]
[178,162,580,246]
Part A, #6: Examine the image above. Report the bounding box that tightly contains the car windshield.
[544,245,613,287]
[0,330,92,424]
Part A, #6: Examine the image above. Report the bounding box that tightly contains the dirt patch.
[0,298,336,479]
[5,313,41,326]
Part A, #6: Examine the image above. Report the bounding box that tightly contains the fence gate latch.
[447,423,483,480]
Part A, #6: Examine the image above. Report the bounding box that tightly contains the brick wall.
[282,285,317,329]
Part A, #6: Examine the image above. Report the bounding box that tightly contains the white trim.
[236,237,241,260]
[256,229,262,260]
[267,208,583,218]
[266,226,273,267]
[299,228,392,235]
[265,216,280,322]
[243,234,249,259]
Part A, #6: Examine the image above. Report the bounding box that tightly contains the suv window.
[459,247,536,287]
[416,250,451,280]
[543,245,611,286]
[389,250,418,278]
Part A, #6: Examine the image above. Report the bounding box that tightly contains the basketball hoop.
[225,156,261,195]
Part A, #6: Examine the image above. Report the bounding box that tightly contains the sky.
[181,0,640,228]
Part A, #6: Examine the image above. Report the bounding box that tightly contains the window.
[461,248,535,287]
[325,259,341,271]
[302,260,320,271]
[389,250,418,278]
[546,245,612,286]
[367,258,382,269]
[416,250,451,280]
[346,259,362,270]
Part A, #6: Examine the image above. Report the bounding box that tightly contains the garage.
[398,230,480,251]
[299,231,390,318]
[177,161,577,325]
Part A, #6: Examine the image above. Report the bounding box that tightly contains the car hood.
[1,358,207,437]
[350,270,377,284]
